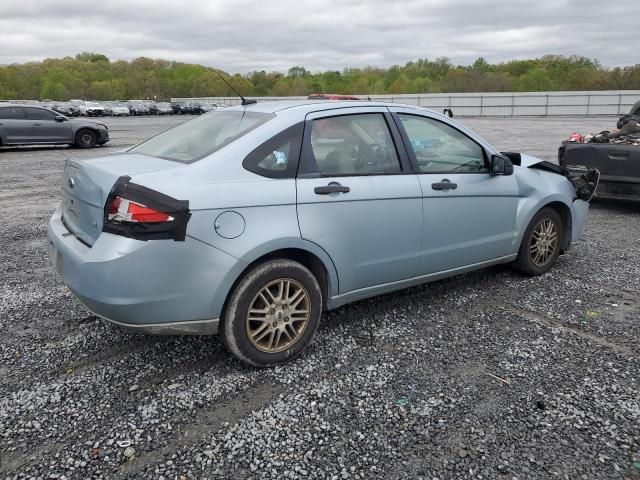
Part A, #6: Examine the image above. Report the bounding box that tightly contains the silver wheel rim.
[529,218,558,267]
[246,278,310,353]
[81,133,92,145]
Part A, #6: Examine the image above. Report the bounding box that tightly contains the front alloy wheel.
[514,207,564,276]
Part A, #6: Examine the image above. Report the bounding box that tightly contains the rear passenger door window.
[301,113,401,176]
[0,107,26,120]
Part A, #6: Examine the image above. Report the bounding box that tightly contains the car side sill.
[81,305,220,335]
[327,254,518,310]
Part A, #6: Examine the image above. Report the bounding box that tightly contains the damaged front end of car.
[502,152,600,202]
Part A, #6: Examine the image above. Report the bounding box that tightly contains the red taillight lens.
[106,195,173,223]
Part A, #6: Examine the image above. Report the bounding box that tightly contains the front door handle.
[32,123,42,126]
[314,182,350,195]
[431,179,457,191]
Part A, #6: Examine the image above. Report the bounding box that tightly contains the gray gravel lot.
[1,114,639,480]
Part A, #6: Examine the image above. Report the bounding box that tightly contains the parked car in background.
[126,100,150,116]
[83,102,104,117]
[179,102,196,115]
[0,104,109,148]
[47,100,597,366]
[144,102,158,115]
[69,99,87,116]
[170,102,183,114]
[52,103,81,117]
[156,102,173,115]
[112,103,131,117]
[199,103,215,114]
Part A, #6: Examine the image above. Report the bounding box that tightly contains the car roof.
[225,100,427,115]
[0,103,47,109]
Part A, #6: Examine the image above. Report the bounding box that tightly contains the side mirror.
[489,154,514,176]
[54,115,67,122]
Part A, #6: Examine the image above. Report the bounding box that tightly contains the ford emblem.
[68,177,75,188]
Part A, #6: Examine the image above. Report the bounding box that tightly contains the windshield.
[128,110,273,163]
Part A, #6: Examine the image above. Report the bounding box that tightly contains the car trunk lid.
[60,154,182,246]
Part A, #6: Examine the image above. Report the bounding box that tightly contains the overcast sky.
[0,0,637,73]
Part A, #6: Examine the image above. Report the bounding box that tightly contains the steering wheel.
[356,143,385,171]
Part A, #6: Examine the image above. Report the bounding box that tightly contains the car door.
[0,106,31,144]
[391,108,519,275]
[296,108,423,294]
[24,107,72,143]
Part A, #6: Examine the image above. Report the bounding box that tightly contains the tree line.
[1,52,639,101]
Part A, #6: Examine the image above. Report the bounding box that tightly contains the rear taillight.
[106,195,174,223]
[103,177,190,242]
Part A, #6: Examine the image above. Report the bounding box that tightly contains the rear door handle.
[314,182,350,195]
[431,180,457,190]
[608,151,629,160]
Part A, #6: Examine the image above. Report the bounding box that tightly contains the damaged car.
[559,107,639,202]
[48,100,598,366]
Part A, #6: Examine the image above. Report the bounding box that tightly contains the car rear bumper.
[47,204,239,334]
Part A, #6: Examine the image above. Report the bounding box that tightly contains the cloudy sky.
[1,0,637,72]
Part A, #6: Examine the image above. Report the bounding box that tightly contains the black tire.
[222,259,322,367]
[513,207,564,276]
[75,129,97,148]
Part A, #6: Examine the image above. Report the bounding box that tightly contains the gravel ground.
[1,114,639,480]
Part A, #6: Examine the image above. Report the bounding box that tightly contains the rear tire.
[75,129,97,148]
[513,207,564,276]
[221,259,322,367]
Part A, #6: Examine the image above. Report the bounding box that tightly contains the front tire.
[75,129,97,148]
[222,259,322,367]
[513,207,564,276]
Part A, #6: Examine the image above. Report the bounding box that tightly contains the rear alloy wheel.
[75,129,97,148]
[514,207,564,276]
[222,259,322,366]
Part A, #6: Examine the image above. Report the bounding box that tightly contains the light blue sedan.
[48,101,598,366]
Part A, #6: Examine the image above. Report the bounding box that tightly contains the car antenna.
[214,71,257,106]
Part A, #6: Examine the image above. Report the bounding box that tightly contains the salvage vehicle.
[559,106,640,202]
[0,104,109,148]
[48,101,597,366]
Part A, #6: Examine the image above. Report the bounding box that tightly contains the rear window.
[128,110,273,163]
[0,107,25,120]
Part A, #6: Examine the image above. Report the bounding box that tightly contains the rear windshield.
[128,110,273,163]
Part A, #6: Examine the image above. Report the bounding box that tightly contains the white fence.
[173,90,640,117]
